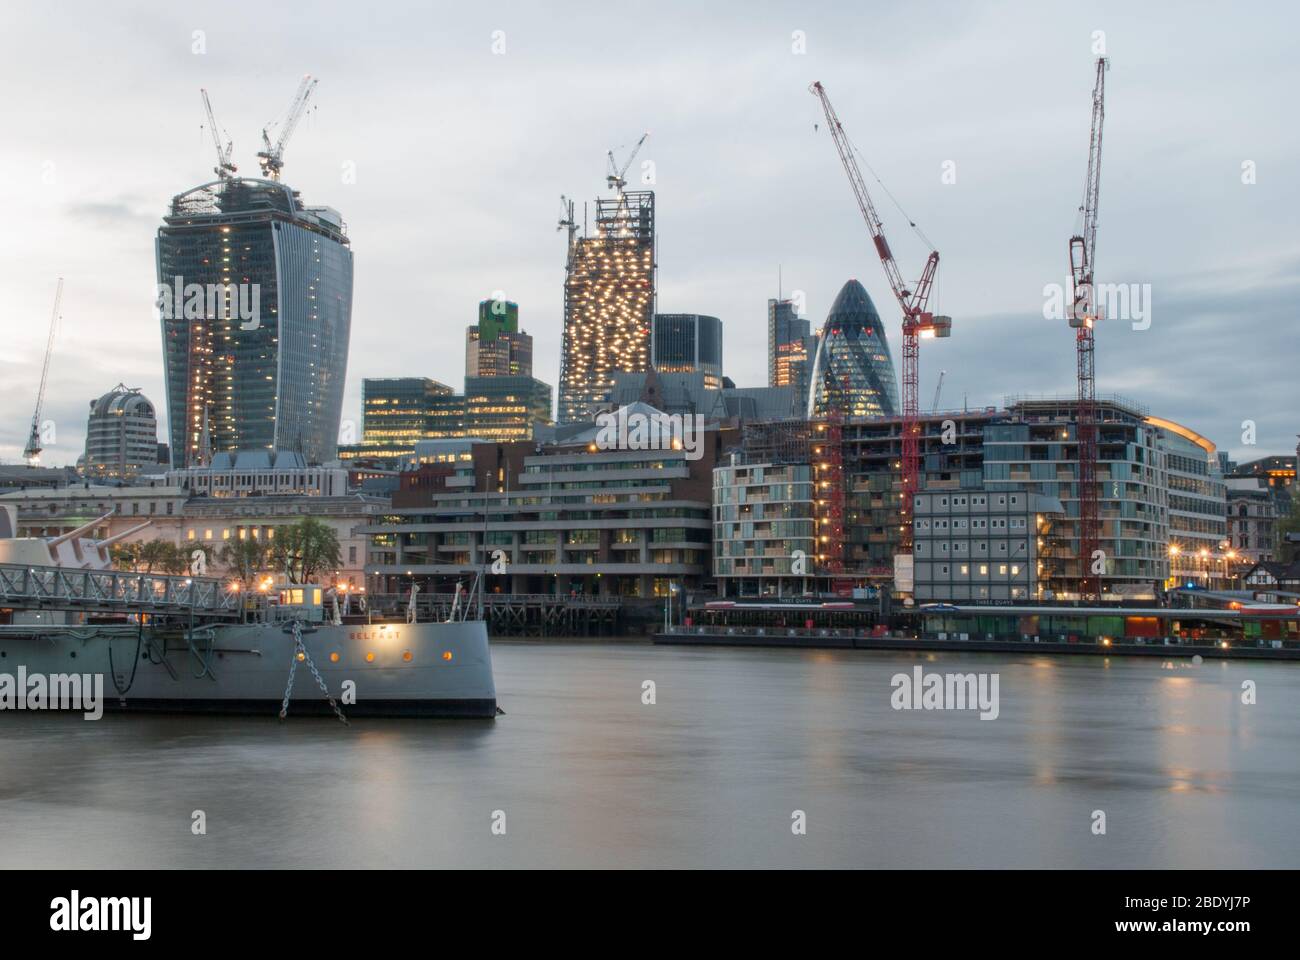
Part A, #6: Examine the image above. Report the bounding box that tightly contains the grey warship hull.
[2,618,497,719]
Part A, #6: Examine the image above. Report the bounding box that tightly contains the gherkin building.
[807,279,899,418]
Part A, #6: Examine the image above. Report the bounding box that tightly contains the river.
[2,642,1297,868]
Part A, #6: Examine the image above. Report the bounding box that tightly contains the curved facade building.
[157,177,353,467]
[807,279,899,418]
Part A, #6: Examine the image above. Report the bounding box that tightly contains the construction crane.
[557,194,578,271]
[23,278,63,466]
[200,88,237,180]
[1068,57,1109,602]
[810,81,950,558]
[606,132,649,195]
[257,75,318,181]
[931,370,946,413]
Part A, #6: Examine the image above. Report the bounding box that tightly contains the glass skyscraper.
[768,298,814,415]
[652,313,722,385]
[157,177,353,467]
[807,279,899,418]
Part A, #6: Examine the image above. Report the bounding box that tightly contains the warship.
[0,506,497,719]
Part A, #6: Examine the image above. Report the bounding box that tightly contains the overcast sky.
[1,0,1295,467]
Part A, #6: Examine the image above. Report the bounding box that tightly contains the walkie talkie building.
[157,177,353,468]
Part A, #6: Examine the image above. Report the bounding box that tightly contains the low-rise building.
[168,450,350,498]
[0,481,384,587]
[362,418,733,598]
[1227,477,1277,566]
[912,490,1064,602]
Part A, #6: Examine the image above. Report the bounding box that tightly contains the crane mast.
[258,75,318,181]
[557,195,578,271]
[810,81,949,560]
[200,88,237,180]
[931,370,946,414]
[24,278,64,465]
[1068,58,1108,602]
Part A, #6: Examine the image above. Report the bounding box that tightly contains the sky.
[0,0,1296,467]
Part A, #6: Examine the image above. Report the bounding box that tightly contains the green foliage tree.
[110,541,142,571]
[136,539,174,573]
[218,537,268,586]
[271,517,341,583]
[162,541,190,576]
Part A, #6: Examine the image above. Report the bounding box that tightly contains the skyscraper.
[808,279,899,418]
[764,297,806,379]
[82,384,160,480]
[558,190,656,423]
[157,177,353,467]
[652,313,722,386]
[768,298,814,413]
[466,299,534,379]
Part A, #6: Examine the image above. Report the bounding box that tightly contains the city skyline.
[1,2,1297,465]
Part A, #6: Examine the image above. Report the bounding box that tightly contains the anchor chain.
[279,620,349,725]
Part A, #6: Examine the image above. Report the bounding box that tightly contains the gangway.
[0,563,240,619]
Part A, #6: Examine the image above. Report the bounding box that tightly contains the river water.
[2,642,1297,869]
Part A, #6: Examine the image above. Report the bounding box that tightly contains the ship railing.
[0,563,240,617]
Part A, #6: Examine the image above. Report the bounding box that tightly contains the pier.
[367,592,622,636]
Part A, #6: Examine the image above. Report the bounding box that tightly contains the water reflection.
[0,643,1296,868]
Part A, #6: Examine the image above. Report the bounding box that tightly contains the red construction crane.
[1067,58,1108,602]
[810,81,950,559]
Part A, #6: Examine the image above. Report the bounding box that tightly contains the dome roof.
[90,384,154,419]
[808,280,899,418]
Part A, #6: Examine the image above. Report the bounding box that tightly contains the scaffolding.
[557,191,656,424]
[813,416,846,576]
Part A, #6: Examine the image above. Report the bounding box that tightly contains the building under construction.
[557,190,656,424]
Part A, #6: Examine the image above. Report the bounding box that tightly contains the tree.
[162,541,190,576]
[271,517,341,583]
[218,537,268,586]
[136,539,174,573]
[110,541,142,572]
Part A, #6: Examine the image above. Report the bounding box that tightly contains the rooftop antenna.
[257,74,318,182]
[200,88,237,180]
